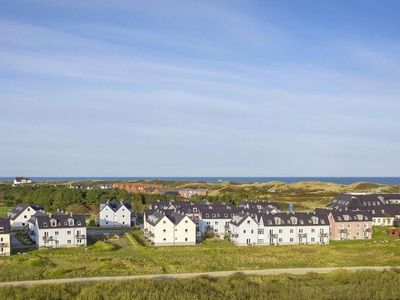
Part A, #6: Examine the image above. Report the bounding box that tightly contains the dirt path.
[0,266,397,287]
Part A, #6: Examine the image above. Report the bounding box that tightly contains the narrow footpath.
[0,266,398,287]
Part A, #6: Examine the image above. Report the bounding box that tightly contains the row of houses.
[143,194,400,246]
[113,183,208,198]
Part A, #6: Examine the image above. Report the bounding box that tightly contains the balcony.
[269,233,278,238]
[364,228,372,232]
[43,236,56,242]
[231,233,238,238]
[319,232,328,237]
[298,233,307,238]
[0,242,9,247]
[76,234,86,239]
[339,229,348,233]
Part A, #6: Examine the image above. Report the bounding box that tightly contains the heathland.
[1,270,400,299]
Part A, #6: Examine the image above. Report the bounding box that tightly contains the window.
[311,229,315,233]
[106,215,108,218]
[163,229,166,233]
[163,221,166,224]
[185,220,188,224]
[122,215,125,218]
[67,231,71,235]
[290,229,293,233]
[43,222,48,227]
[163,238,166,241]
[243,230,246,234]
[290,238,293,242]
[311,237,315,242]
[247,220,251,224]
[278,238,282,242]
[215,221,218,225]
[279,229,283,233]
[251,230,253,234]
[215,229,218,233]
[185,229,188,232]
[55,231,59,235]
[67,240,71,244]
[258,229,264,234]
[185,238,188,241]
[299,229,303,233]
[24,215,27,219]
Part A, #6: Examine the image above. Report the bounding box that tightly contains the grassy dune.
[0,227,399,282]
[1,270,400,299]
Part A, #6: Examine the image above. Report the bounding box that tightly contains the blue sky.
[1,0,400,176]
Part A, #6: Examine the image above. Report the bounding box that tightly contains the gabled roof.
[0,218,11,233]
[8,204,44,220]
[100,201,131,213]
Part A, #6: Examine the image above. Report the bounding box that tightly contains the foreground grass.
[1,270,400,300]
[0,227,399,282]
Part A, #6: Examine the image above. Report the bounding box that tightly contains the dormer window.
[77,221,81,226]
[43,222,48,227]
[68,218,74,226]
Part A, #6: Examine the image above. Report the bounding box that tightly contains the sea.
[1,177,400,185]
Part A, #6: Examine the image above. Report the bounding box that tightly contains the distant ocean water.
[1,177,400,185]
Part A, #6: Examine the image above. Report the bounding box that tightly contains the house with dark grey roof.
[143,209,196,246]
[12,177,32,186]
[99,200,132,227]
[198,204,238,238]
[0,218,11,256]
[230,211,330,246]
[328,193,400,226]
[328,210,373,240]
[7,204,45,229]
[28,212,86,248]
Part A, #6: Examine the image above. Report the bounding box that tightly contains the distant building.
[99,200,132,227]
[13,177,32,186]
[28,212,86,248]
[8,204,45,229]
[0,218,11,256]
[143,210,196,246]
[177,188,208,198]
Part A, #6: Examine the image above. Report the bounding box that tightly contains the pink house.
[328,211,373,240]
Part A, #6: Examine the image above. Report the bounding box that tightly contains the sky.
[1,0,400,177]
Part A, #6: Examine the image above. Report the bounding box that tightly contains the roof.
[259,212,329,227]
[100,201,131,213]
[8,204,44,220]
[0,218,11,234]
[145,210,191,226]
[230,215,254,226]
[34,213,86,229]
[329,210,372,222]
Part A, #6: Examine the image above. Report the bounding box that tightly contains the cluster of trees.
[0,185,170,212]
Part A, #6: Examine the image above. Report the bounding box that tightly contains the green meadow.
[0,227,398,282]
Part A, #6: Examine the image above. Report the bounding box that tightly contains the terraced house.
[144,210,196,246]
[28,212,87,248]
[328,193,400,226]
[328,211,372,240]
[230,212,330,246]
[0,218,11,256]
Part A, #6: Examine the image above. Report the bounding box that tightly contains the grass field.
[0,206,12,217]
[1,270,400,299]
[0,227,399,282]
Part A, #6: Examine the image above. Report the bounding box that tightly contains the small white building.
[230,212,330,246]
[28,212,86,248]
[13,177,32,186]
[144,210,196,246]
[8,204,45,229]
[0,218,11,256]
[99,200,132,227]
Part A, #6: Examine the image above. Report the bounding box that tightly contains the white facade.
[198,218,231,237]
[9,205,44,229]
[230,214,330,246]
[0,233,10,256]
[29,214,87,248]
[144,212,196,246]
[99,201,131,227]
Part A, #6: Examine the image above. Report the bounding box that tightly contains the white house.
[144,210,196,246]
[0,218,11,256]
[13,177,32,186]
[230,212,330,246]
[99,200,132,227]
[8,204,44,229]
[28,212,86,248]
